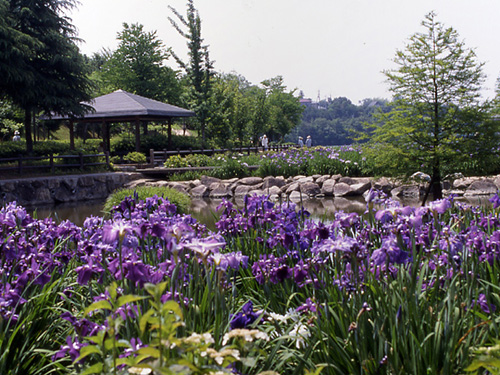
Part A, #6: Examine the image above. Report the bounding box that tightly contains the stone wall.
[125,174,500,202]
[0,172,141,206]
[3,172,499,208]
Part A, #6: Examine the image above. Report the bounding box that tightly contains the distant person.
[298,136,304,147]
[12,131,20,142]
[305,135,312,148]
[261,134,268,151]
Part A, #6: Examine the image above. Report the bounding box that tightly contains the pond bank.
[2,171,499,208]
[0,172,141,206]
[125,173,500,202]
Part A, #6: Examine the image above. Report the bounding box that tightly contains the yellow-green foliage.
[104,186,191,214]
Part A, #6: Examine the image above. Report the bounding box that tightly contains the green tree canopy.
[98,23,181,104]
[367,11,497,200]
[0,0,93,152]
[262,76,304,143]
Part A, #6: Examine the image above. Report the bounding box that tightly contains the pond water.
[27,196,371,229]
[26,193,495,230]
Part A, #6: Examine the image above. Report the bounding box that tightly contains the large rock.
[453,177,478,190]
[300,182,321,196]
[316,175,331,185]
[262,176,286,189]
[333,182,353,197]
[338,176,357,185]
[289,190,309,202]
[465,179,498,196]
[266,186,283,196]
[209,182,232,198]
[200,175,221,187]
[391,185,422,198]
[234,184,254,197]
[321,179,336,196]
[296,176,314,184]
[238,177,263,186]
[284,182,300,194]
[190,184,209,198]
[349,181,372,195]
[372,177,394,194]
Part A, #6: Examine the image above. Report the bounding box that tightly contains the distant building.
[299,98,313,107]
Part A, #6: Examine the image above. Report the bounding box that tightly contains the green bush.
[0,139,104,159]
[168,170,205,181]
[164,154,189,168]
[111,133,203,155]
[123,152,146,164]
[209,156,252,179]
[103,186,191,214]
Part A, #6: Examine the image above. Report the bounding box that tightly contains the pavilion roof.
[48,89,195,121]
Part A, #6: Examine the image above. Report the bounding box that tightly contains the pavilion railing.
[0,152,110,176]
[148,144,294,167]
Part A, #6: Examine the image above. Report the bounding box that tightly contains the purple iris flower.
[296,298,317,314]
[490,193,500,209]
[102,220,133,244]
[371,235,409,268]
[229,300,261,329]
[473,293,496,314]
[428,199,452,214]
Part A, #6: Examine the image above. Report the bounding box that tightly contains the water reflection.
[27,194,495,229]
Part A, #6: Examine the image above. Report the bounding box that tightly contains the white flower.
[222,329,269,345]
[289,323,311,349]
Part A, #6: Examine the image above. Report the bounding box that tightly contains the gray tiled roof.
[49,90,195,120]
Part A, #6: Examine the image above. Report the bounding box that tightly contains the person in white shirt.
[12,131,21,142]
[305,135,312,147]
[261,134,268,150]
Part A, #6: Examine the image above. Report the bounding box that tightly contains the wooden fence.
[148,144,293,167]
[0,152,110,175]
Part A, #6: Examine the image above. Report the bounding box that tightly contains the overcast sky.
[69,0,500,104]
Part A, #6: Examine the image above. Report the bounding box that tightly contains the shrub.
[103,186,191,214]
[111,133,203,155]
[168,170,205,181]
[164,154,189,168]
[123,152,146,164]
[209,156,251,179]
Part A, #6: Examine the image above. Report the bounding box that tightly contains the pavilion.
[47,89,196,152]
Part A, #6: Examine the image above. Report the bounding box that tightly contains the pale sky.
[69,0,500,104]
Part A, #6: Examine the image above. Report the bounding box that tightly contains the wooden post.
[79,152,84,170]
[135,119,141,152]
[149,149,154,167]
[105,151,110,168]
[69,120,75,150]
[102,121,110,153]
[50,153,55,174]
[167,118,173,151]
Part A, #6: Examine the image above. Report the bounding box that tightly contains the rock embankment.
[0,172,141,206]
[125,174,500,201]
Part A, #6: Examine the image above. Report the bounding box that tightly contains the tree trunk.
[431,164,443,200]
[24,108,33,154]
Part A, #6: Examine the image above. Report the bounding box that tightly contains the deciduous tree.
[369,12,496,200]
[100,23,181,104]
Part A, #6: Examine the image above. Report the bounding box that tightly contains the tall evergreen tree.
[0,0,93,152]
[369,12,496,200]
[168,0,213,146]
